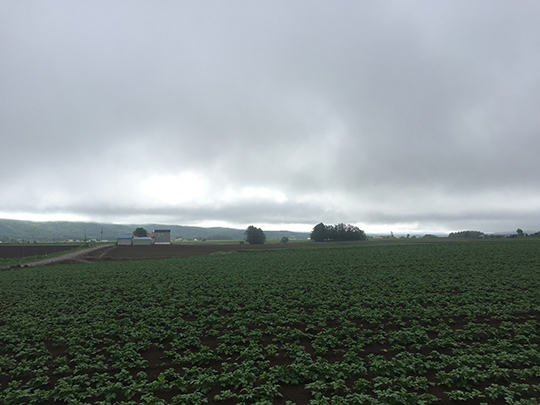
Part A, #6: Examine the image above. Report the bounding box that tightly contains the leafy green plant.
[1,239,540,403]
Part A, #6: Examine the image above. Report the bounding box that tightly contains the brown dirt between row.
[16,317,536,405]
[0,242,538,405]
[55,242,336,264]
[11,242,537,404]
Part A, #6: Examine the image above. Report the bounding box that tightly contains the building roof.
[153,229,171,233]
[117,234,133,239]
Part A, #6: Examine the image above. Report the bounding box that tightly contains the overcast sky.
[1,1,539,234]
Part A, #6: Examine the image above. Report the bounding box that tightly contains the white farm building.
[153,229,171,244]
[133,237,153,246]
[117,234,133,245]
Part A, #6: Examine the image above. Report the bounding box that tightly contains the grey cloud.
[1,1,540,233]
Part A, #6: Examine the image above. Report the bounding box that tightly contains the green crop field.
[1,239,540,404]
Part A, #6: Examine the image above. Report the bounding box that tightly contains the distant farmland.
[0,244,80,259]
[1,239,539,404]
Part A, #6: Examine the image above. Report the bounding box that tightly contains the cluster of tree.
[245,226,266,244]
[449,229,533,239]
[310,223,366,242]
[448,230,484,238]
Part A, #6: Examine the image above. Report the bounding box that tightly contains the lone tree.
[133,227,148,237]
[245,225,266,244]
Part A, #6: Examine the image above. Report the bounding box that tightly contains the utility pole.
[84,229,87,243]
[101,228,103,242]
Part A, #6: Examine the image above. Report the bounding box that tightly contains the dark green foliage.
[1,239,540,404]
[310,222,366,242]
[280,236,289,244]
[310,222,327,242]
[244,225,266,244]
[133,227,148,237]
[329,223,366,241]
[2,239,540,404]
[448,230,484,238]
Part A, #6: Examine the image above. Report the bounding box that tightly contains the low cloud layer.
[1,1,539,234]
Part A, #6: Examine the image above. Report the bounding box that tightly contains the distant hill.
[0,218,309,242]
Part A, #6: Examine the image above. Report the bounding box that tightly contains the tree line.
[448,230,484,238]
[243,223,367,245]
[310,223,366,242]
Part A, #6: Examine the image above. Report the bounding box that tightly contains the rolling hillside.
[0,219,309,242]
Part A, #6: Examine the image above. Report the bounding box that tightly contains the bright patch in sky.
[0,212,90,223]
[140,173,206,205]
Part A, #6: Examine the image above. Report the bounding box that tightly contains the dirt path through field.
[23,244,115,267]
